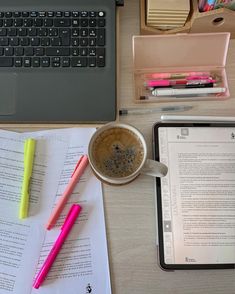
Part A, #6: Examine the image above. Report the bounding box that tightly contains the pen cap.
[61,204,82,231]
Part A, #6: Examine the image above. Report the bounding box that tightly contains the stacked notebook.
[146,0,190,30]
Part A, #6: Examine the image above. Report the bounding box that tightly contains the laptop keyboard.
[0,11,106,68]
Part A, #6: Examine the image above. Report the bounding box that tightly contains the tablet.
[153,122,235,270]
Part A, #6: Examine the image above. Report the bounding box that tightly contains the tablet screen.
[154,123,235,270]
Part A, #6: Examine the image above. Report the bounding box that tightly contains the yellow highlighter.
[19,138,36,219]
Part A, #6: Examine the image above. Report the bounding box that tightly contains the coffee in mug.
[88,123,167,185]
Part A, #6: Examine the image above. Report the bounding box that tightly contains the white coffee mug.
[88,122,168,185]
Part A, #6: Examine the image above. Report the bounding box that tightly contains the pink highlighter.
[33,204,82,289]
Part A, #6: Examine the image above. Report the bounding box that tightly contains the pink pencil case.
[132,32,230,103]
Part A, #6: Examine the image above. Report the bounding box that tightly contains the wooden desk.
[1,1,235,293]
[104,1,235,294]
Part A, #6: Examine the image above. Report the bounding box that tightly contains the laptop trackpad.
[0,73,17,115]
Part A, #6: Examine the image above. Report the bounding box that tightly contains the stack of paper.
[146,0,190,30]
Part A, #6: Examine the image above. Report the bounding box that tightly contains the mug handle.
[141,159,168,178]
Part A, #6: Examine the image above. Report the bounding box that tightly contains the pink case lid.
[133,32,230,70]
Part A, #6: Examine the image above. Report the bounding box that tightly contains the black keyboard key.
[97,18,105,27]
[18,28,27,36]
[14,19,23,27]
[71,48,79,56]
[71,38,79,46]
[24,19,33,27]
[97,48,105,67]
[0,20,2,27]
[30,37,40,46]
[44,19,53,27]
[0,57,13,66]
[47,12,54,17]
[15,47,24,56]
[20,38,29,46]
[52,57,60,67]
[5,12,12,18]
[24,57,31,67]
[80,38,88,47]
[88,57,96,67]
[30,12,38,17]
[14,57,22,67]
[0,38,9,46]
[80,28,88,37]
[34,47,44,56]
[25,47,34,56]
[59,28,70,46]
[38,28,48,36]
[72,19,79,27]
[81,19,88,27]
[89,38,96,46]
[56,12,63,17]
[46,48,70,56]
[41,37,50,46]
[8,28,17,36]
[89,19,96,27]
[71,57,87,67]
[62,57,70,67]
[32,57,40,67]
[28,28,37,36]
[49,28,58,36]
[72,12,79,17]
[98,11,105,17]
[51,37,61,46]
[5,47,14,56]
[81,11,88,17]
[34,18,43,27]
[4,19,13,27]
[64,12,71,17]
[72,28,79,37]
[89,11,97,17]
[13,12,21,17]
[89,48,96,56]
[22,12,29,17]
[0,48,3,56]
[39,12,46,17]
[0,28,7,36]
[41,57,50,67]
[0,12,4,18]
[9,38,19,46]
[97,28,105,46]
[89,28,96,37]
[80,48,88,56]
[54,19,71,27]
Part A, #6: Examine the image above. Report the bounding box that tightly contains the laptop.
[0,0,121,123]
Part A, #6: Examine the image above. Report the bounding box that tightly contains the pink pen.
[46,155,88,230]
[145,72,210,79]
[145,79,216,87]
[33,204,82,289]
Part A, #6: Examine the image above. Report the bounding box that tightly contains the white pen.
[119,105,193,115]
[151,87,226,96]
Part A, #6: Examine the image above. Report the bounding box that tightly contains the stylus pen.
[161,115,235,122]
[119,105,193,115]
[33,204,82,289]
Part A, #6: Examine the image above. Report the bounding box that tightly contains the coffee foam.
[91,127,145,178]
